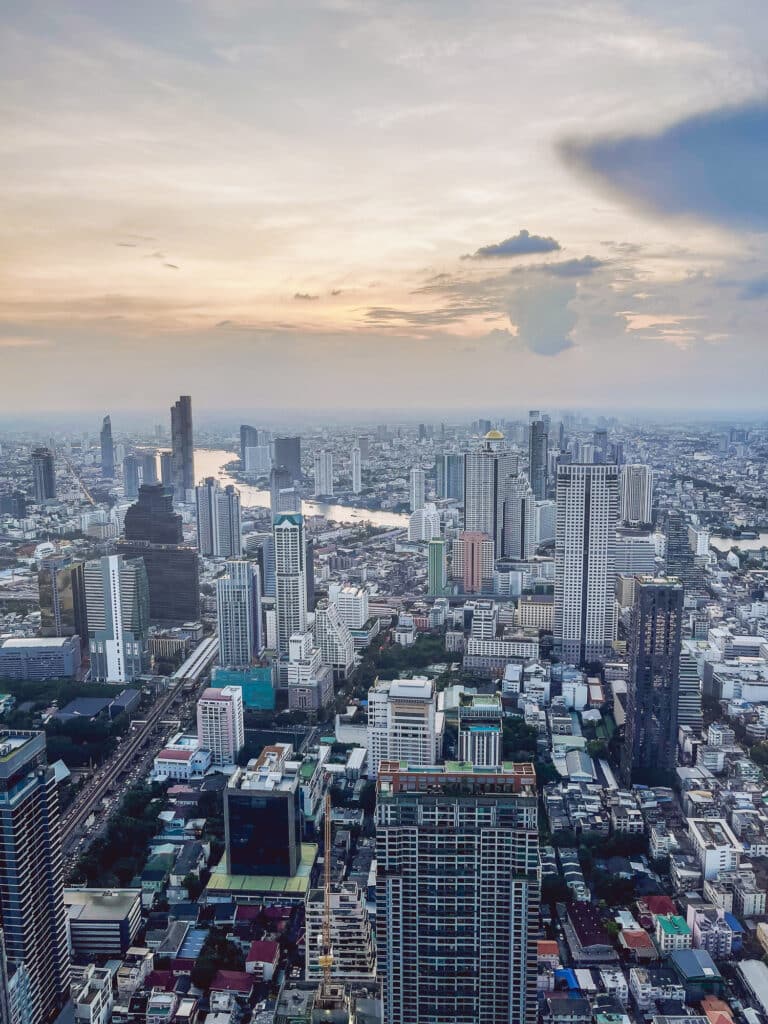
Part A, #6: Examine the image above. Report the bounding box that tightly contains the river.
[710,532,768,552]
[194,449,409,529]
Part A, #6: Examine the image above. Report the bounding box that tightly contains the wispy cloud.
[294,292,320,301]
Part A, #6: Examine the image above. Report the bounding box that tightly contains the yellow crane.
[318,791,334,981]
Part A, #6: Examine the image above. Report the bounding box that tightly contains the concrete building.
[350,446,362,494]
[84,554,150,682]
[464,431,518,556]
[458,693,503,767]
[305,881,375,983]
[367,677,443,776]
[197,686,245,768]
[64,889,142,959]
[196,478,242,558]
[313,449,334,497]
[328,584,369,629]
[409,467,426,512]
[408,503,440,542]
[0,636,81,681]
[620,464,653,527]
[688,819,742,880]
[274,514,308,655]
[313,599,355,680]
[216,560,261,668]
[503,472,536,559]
[452,531,494,594]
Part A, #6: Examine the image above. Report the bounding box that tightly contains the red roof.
[246,940,279,964]
[156,748,194,761]
[537,940,559,956]
[620,929,656,950]
[646,895,677,916]
[210,970,255,994]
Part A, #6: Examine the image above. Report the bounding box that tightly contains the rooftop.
[64,888,140,921]
[0,636,74,648]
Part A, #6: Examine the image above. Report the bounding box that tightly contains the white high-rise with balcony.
[367,677,443,776]
[274,514,307,655]
[314,599,355,679]
[197,685,244,767]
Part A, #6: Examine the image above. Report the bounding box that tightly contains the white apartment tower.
[313,450,334,497]
[367,677,443,775]
[84,554,150,682]
[328,584,369,629]
[350,446,362,494]
[464,431,518,556]
[620,464,654,527]
[503,472,536,559]
[196,685,245,767]
[274,514,308,655]
[314,599,355,680]
[554,463,619,665]
[196,477,242,557]
[216,560,261,668]
[408,503,440,542]
[409,467,426,512]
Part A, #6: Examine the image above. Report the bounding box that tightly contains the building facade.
[170,394,194,499]
[196,477,242,557]
[84,555,150,682]
[197,686,245,767]
[620,464,654,527]
[274,514,308,655]
[464,432,518,556]
[216,560,262,668]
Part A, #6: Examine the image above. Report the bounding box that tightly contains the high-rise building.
[197,686,244,767]
[328,584,369,629]
[100,415,114,478]
[0,731,70,1022]
[409,467,425,512]
[0,490,27,518]
[244,444,271,475]
[140,450,158,485]
[313,449,334,497]
[367,677,443,776]
[435,452,464,501]
[357,435,370,461]
[665,510,704,590]
[313,599,355,680]
[84,554,150,682]
[679,646,703,734]
[620,464,654,527]
[305,881,376,983]
[407,503,440,542]
[118,484,200,623]
[269,465,293,520]
[240,424,260,463]
[170,394,194,499]
[503,472,536,559]
[593,428,609,460]
[274,514,308,655]
[458,692,503,767]
[122,454,140,499]
[286,630,334,712]
[528,411,548,500]
[350,446,362,494]
[452,531,494,594]
[621,576,683,785]
[464,432,518,555]
[554,464,619,665]
[273,436,301,480]
[376,760,539,1024]
[196,478,242,557]
[216,561,261,668]
[427,538,447,597]
[39,555,88,641]
[159,450,173,488]
[31,447,56,502]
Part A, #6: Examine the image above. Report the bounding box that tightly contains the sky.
[2,0,768,416]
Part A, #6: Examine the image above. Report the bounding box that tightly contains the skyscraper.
[31,447,56,502]
[409,466,425,512]
[554,463,619,665]
[170,394,194,499]
[240,424,260,463]
[122,454,140,499]
[84,554,150,682]
[621,576,683,785]
[313,599,355,680]
[452,531,494,594]
[427,538,447,596]
[100,415,114,478]
[665,510,704,590]
[269,465,293,520]
[435,452,464,501]
[159,450,173,488]
[464,432,518,555]
[197,686,245,767]
[273,436,301,480]
[367,678,443,776]
[274,514,308,654]
[678,646,704,734]
[376,761,539,1024]
[216,560,261,668]
[350,446,362,494]
[196,477,242,558]
[620,464,654,527]
[528,411,548,500]
[408,503,440,542]
[118,483,201,623]
[0,731,70,1022]
[39,555,88,642]
[313,449,334,497]
[502,472,536,559]
[140,450,158,485]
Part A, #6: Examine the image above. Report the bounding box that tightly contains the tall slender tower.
[464,431,518,556]
[122,454,140,499]
[554,463,619,665]
[100,415,114,478]
[621,576,683,785]
[528,411,549,500]
[170,394,194,499]
[620,464,653,527]
[503,472,536,559]
[216,560,261,668]
[313,450,334,497]
[31,447,56,502]
[427,538,447,596]
[435,453,464,501]
[409,467,425,512]
[376,761,539,1024]
[350,446,362,494]
[0,731,70,1022]
[196,478,242,558]
[84,555,150,682]
[274,514,308,654]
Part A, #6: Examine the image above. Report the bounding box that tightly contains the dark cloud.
[294,292,319,301]
[364,302,493,328]
[331,289,342,296]
[164,263,179,269]
[740,276,768,300]
[543,256,603,277]
[562,101,768,230]
[466,229,561,259]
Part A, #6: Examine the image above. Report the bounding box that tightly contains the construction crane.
[318,791,334,981]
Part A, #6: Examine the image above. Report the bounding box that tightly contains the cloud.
[740,276,768,300]
[506,279,577,356]
[116,242,137,247]
[541,256,603,277]
[294,292,319,301]
[562,101,768,230]
[466,229,561,259]
[331,289,343,296]
[0,336,52,349]
[164,263,179,269]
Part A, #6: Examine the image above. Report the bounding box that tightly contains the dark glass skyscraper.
[665,510,703,590]
[435,452,464,501]
[118,483,200,623]
[39,556,88,642]
[0,731,70,1022]
[31,447,56,502]
[100,414,114,478]
[272,435,301,480]
[170,394,194,498]
[240,424,260,463]
[528,411,548,500]
[140,450,158,485]
[621,576,683,785]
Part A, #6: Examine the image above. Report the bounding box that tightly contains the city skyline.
[2,1,768,411]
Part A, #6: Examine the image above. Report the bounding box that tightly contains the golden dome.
[484,429,504,440]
